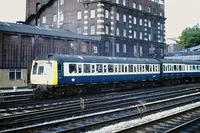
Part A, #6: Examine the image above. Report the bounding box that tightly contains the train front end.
[30,60,58,97]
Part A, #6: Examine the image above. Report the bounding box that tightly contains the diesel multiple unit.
[30,54,200,97]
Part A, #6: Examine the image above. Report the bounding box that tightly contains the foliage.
[179,27,200,48]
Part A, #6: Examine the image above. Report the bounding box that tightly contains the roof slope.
[0,21,99,42]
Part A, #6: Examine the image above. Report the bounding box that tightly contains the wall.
[0,69,27,88]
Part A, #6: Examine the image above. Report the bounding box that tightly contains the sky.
[0,0,200,39]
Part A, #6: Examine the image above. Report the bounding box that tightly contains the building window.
[123,14,126,22]
[53,0,57,7]
[149,34,151,41]
[148,20,151,27]
[122,0,126,6]
[105,41,109,52]
[123,29,127,37]
[90,25,95,35]
[105,25,109,34]
[139,4,142,10]
[160,11,163,16]
[60,12,64,22]
[116,43,120,52]
[91,9,95,18]
[60,0,64,5]
[148,7,151,13]
[42,16,46,24]
[133,45,137,56]
[77,11,82,19]
[140,46,143,56]
[133,2,136,8]
[77,26,82,34]
[140,32,143,40]
[116,12,119,21]
[116,0,119,4]
[133,17,137,24]
[116,27,120,36]
[105,10,109,18]
[9,69,22,80]
[37,18,40,26]
[53,14,57,22]
[134,31,137,39]
[139,18,142,26]
[123,44,127,53]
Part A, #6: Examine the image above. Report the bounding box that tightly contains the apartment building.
[26,0,166,58]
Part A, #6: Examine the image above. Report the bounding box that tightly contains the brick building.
[0,21,99,88]
[26,0,166,58]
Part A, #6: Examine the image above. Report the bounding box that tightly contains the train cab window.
[69,64,77,74]
[84,64,90,73]
[58,64,62,74]
[96,64,102,73]
[32,62,38,75]
[38,66,44,75]
[129,65,133,72]
[108,64,114,73]
[103,65,107,73]
[92,65,95,73]
[78,64,82,74]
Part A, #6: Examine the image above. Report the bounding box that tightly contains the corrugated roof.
[0,21,99,42]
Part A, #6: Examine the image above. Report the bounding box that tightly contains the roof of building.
[0,21,99,42]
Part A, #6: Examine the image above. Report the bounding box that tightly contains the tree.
[179,27,200,48]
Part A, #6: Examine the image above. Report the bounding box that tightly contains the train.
[30,54,200,97]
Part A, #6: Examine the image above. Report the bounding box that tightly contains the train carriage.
[30,54,200,97]
[30,54,161,96]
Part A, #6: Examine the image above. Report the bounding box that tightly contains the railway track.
[0,84,200,133]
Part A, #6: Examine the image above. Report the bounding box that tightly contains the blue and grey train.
[30,54,200,97]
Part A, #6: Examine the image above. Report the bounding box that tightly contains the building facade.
[0,22,99,88]
[26,0,166,58]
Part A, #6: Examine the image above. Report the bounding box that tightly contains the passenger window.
[124,65,128,72]
[108,64,114,73]
[129,65,133,72]
[146,65,149,72]
[33,62,38,75]
[133,65,137,72]
[38,66,44,75]
[92,65,95,73]
[118,65,121,72]
[96,64,102,73]
[69,64,77,73]
[149,65,152,72]
[84,64,90,73]
[104,65,107,73]
[114,65,118,72]
[137,65,140,72]
[122,65,124,72]
[78,64,82,73]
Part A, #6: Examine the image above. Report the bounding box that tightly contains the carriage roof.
[35,54,160,64]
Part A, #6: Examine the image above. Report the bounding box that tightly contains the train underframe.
[31,76,200,98]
